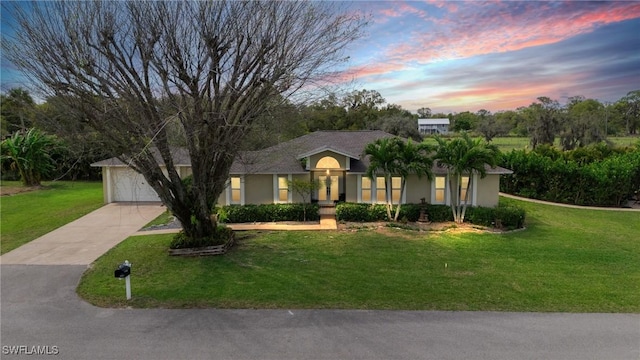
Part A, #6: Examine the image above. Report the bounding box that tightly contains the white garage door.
[111,168,161,202]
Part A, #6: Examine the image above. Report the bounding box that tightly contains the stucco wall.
[476,174,500,207]
[404,175,430,204]
[244,174,273,204]
[345,174,358,202]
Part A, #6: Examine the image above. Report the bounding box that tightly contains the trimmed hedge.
[216,203,320,223]
[215,202,525,230]
[500,145,640,207]
[335,202,525,230]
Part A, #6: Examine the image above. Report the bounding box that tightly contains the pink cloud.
[380,2,640,67]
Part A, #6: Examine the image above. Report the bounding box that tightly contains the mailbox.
[114,261,131,278]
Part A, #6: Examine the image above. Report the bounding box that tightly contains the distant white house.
[418,118,450,135]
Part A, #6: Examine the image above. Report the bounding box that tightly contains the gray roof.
[91,147,191,167]
[92,130,512,176]
[230,130,395,174]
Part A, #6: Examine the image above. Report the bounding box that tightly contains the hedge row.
[335,203,525,230]
[216,203,320,223]
[500,146,640,207]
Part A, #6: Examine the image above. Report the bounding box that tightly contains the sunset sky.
[342,1,640,113]
[1,1,639,114]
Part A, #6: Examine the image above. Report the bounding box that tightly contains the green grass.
[77,197,640,312]
[0,181,104,254]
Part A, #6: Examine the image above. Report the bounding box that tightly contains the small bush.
[425,205,453,222]
[494,205,526,230]
[466,206,495,227]
[169,225,233,249]
[336,203,387,222]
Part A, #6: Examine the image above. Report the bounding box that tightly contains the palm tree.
[364,137,399,221]
[1,128,59,186]
[391,139,434,221]
[365,137,435,221]
[434,133,500,223]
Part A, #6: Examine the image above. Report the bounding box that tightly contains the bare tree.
[4,1,366,243]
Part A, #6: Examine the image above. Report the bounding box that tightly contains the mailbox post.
[114,260,132,300]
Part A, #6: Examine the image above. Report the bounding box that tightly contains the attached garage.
[107,167,161,202]
[92,149,191,203]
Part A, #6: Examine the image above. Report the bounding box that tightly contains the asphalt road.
[1,264,639,360]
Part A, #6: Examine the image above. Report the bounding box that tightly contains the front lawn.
[77,197,640,312]
[0,181,104,254]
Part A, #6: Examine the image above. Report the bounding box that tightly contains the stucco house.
[92,130,511,207]
[418,118,450,135]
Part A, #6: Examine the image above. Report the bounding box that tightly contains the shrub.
[216,203,319,223]
[465,206,495,227]
[336,203,387,222]
[425,204,453,222]
[169,225,233,249]
[493,205,526,230]
[501,146,640,207]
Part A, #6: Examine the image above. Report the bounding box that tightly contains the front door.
[318,175,339,202]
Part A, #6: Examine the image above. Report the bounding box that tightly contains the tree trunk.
[385,174,393,221]
[393,180,406,222]
[460,175,472,223]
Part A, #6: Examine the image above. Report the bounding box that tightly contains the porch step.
[319,205,336,216]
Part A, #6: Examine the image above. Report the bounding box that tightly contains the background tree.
[476,109,509,141]
[560,98,606,150]
[416,107,432,118]
[242,96,306,150]
[302,93,348,131]
[0,88,36,137]
[1,128,59,186]
[451,111,478,132]
[618,90,640,135]
[523,97,563,148]
[4,1,366,244]
[341,89,386,130]
[35,95,113,180]
[434,133,499,223]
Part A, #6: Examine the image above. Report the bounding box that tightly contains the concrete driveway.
[0,203,166,265]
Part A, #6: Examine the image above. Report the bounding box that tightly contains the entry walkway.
[0,203,166,265]
[138,215,337,236]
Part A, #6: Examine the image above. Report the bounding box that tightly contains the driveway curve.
[500,192,640,211]
[0,203,166,265]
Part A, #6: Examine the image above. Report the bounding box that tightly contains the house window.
[391,176,402,203]
[278,176,289,202]
[373,176,402,203]
[376,177,386,202]
[361,176,372,202]
[230,177,242,204]
[434,176,446,204]
[316,156,340,169]
[460,176,471,203]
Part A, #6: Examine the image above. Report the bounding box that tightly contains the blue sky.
[1,1,639,113]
